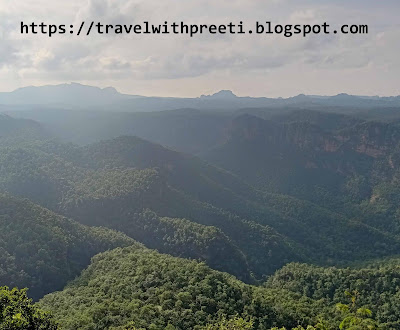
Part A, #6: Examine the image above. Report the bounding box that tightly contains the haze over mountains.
[2,83,400,112]
[2,85,400,328]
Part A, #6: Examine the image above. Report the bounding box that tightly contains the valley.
[2,86,400,329]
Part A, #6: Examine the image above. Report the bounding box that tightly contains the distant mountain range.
[1,83,400,112]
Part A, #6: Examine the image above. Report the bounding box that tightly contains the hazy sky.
[0,0,399,97]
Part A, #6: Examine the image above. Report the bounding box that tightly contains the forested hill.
[2,108,400,328]
[0,113,49,143]
[2,128,400,284]
[267,259,400,328]
[0,193,137,300]
[38,245,323,329]
[204,114,400,214]
[39,245,397,329]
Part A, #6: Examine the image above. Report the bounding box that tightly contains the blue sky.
[0,0,399,97]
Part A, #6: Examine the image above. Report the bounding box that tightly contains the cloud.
[0,0,399,96]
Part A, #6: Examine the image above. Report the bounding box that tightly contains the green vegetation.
[2,133,397,281]
[204,291,379,330]
[0,286,58,329]
[39,246,322,330]
[38,246,388,330]
[0,193,137,300]
[3,109,400,328]
[267,261,400,327]
[0,114,48,144]
[202,316,254,329]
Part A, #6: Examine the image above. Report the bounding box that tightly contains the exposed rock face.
[228,114,400,159]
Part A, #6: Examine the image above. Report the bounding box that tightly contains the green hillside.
[1,131,400,282]
[0,193,137,300]
[0,286,58,329]
[2,111,400,328]
[0,114,48,144]
[39,246,323,330]
[267,259,400,328]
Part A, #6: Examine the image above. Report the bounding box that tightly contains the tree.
[0,286,58,329]
[336,290,376,330]
[270,291,378,330]
[202,316,253,329]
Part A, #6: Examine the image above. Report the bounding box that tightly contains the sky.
[0,0,399,97]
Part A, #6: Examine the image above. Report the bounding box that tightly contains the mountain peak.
[14,83,119,95]
[3,83,122,107]
[332,93,353,99]
[200,90,237,99]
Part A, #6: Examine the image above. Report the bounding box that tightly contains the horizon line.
[1,82,399,99]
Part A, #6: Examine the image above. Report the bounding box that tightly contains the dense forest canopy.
[2,103,400,329]
[0,193,137,300]
[0,286,58,329]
